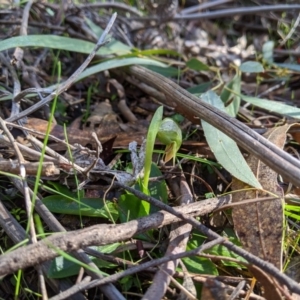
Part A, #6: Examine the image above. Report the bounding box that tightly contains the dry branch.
[0,197,230,277]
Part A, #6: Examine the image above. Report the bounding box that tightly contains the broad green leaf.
[118,192,152,241]
[239,61,264,73]
[182,256,218,275]
[42,196,118,221]
[201,91,262,189]
[185,232,218,275]
[242,94,300,119]
[0,35,131,56]
[48,244,119,278]
[187,82,211,94]
[186,58,210,71]
[118,193,150,222]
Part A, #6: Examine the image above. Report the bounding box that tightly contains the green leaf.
[242,94,300,119]
[46,181,84,199]
[48,244,119,278]
[206,228,247,268]
[133,48,181,57]
[185,233,218,275]
[118,193,150,222]
[118,192,152,241]
[239,61,264,73]
[0,34,169,88]
[201,91,262,189]
[186,58,210,71]
[144,65,181,77]
[143,106,163,193]
[76,58,168,83]
[187,82,211,94]
[189,230,246,268]
[148,163,168,214]
[42,196,118,221]
[182,256,218,275]
[0,35,131,56]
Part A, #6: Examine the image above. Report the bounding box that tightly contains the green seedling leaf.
[242,94,300,119]
[157,118,182,164]
[239,61,264,73]
[201,91,262,189]
[143,106,163,193]
[186,58,210,71]
[48,244,119,278]
[42,196,118,221]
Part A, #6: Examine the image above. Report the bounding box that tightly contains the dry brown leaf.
[232,124,290,270]
[247,264,283,300]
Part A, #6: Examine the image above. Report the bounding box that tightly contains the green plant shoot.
[157,118,182,164]
[143,106,182,194]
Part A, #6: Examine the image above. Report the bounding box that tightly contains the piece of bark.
[232,125,289,270]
